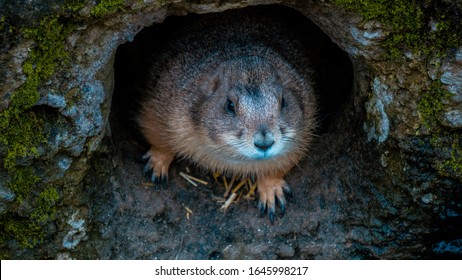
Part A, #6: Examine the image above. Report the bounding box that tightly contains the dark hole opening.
[111,4,353,162]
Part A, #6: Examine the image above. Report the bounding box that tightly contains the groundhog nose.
[254,129,275,151]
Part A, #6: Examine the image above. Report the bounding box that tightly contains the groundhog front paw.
[257,176,291,224]
[142,148,174,187]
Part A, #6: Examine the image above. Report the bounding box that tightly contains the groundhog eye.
[225,99,236,115]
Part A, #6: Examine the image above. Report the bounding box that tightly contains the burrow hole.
[110,4,353,174]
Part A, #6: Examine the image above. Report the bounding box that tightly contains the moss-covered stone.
[0,186,60,249]
[1,0,117,250]
[0,16,72,249]
[0,17,71,166]
[63,0,89,13]
[30,187,60,224]
[7,167,41,204]
[415,80,462,180]
[3,218,45,249]
[333,0,461,181]
[332,0,462,58]
[0,16,71,173]
[445,138,462,177]
[22,17,71,83]
[435,133,462,180]
[91,0,125,17]
[417,80,454,132]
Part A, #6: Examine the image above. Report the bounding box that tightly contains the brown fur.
[138,8,317,222]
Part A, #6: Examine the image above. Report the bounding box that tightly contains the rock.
[433,239,462,256]
[62,211,87,250]
[440,49,462,97]
[440,109,462,128]
[0,180,15,215]
[276,244,296,258]
[0,183,15,203]
[364,77,392,143]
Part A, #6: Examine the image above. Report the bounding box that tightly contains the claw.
[144,167,153,181]
[257,176,291,224]
[268,207,275,224]
[258,201,266,217]
[152,174,157,184]
[150,173,160,190]
[152,173,168,188]
[144,163,169,189]
[152,173,159,184]
[276,194,287,217]
[141,148,174,189]
[160,175,168,188]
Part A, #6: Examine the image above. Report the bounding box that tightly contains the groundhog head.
[190,55,316,175]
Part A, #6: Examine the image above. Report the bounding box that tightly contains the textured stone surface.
[364,77,392,143]
[0,0,461,259]
[439,49,462,129]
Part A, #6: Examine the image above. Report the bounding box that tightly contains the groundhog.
[138,8,316,223]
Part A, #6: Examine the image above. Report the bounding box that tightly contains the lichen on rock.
[364,77,392,143]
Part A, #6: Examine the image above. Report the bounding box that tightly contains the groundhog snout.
[253,126,275,151]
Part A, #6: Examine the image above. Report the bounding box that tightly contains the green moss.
[0,16,70,248]
[3,16,70,152]
[332,0,462,58]
[0,186,59,249]
[442,134,462,178]
[91,0,125,17]
[3,218,45,249]
[428,133,462,180]
[416,81,461,179]
[0,16,5,32]
[417,80,453,131]
[0,240,10,259]
[64,0,127,16]
[30,187,59,224]
[7,167,41,204]
[0,16,71,186]
[1,112,44,172]
[64,0,89,13]
[22,17,71,83]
